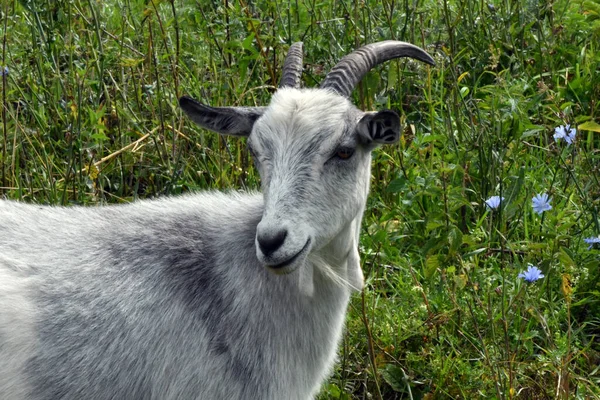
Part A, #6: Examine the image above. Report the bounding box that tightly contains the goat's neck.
[313,213,365,292]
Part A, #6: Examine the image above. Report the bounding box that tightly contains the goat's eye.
[335,148,355,160]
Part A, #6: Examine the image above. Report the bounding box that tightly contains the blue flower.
[553,124,576,145]
[584,236,600,250]
[518,264,545,283]
[0,66,7,77]
[532,193,552,215]
[485,196,504,210]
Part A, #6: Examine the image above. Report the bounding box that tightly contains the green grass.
[1,0,600,398]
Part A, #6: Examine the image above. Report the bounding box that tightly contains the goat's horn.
[320,41,435,97]
[279,42,304,88]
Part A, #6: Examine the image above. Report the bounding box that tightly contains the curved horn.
[320,40,435,97]
[279,42,304,88]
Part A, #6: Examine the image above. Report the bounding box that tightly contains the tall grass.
[1,0,599,398]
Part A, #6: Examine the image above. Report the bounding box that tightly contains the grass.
[1,0,600,398]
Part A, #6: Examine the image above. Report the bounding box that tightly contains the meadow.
[1,0,599,398]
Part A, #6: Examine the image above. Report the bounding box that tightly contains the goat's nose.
[257,229,288,256]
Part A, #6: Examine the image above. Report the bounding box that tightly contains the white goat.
[0,41,434,399]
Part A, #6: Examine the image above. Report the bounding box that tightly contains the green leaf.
[386,176,408,193]
[577,120,600,132]
[324,383,341,398]
[322,383,351,400]
[120,57,144,67]
[424,255,440,279]
[426,220,444,232]
[387,64,398,88]
[241,33,258,55]
[505,166,525,205]
[90,132,109,142]
[448,226,463,253]
[418,134,446,144]
[459,86,470,98]
[557,247,575,269]
[381,364,408,393]
[454,273,468,290]
[463,248,487,258]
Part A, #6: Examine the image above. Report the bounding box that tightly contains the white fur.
[0,261,38,399]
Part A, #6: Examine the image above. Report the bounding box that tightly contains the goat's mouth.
[266,238,311,275]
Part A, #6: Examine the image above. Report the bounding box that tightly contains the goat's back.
[0,193,349,399]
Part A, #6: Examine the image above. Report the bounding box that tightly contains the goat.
[0,41,434,399]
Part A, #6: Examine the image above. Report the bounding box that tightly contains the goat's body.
[0,193,350,399]
[0,40,434,399]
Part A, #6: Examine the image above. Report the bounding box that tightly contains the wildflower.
[0,66,7,77]
[553,124,576,145]
[518,264,545,283]
[532,193,552,215]
[565,129,576,144]
[485,196,504,210]
[584,236,600,250]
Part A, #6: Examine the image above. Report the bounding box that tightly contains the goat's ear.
[179,96,265,137]
[356,110,401,146]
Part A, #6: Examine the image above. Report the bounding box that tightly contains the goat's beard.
[298,258,315,297]
[305,245,364,297]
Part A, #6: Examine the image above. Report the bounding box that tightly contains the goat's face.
[179,89,400,274]
[248,88,398,273]
[180,41,434,275]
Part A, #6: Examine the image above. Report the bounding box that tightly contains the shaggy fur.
[0,87,399,399]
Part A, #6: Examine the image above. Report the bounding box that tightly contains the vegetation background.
[1,0,600,398]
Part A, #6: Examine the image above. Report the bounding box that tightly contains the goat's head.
[180,41,434,278]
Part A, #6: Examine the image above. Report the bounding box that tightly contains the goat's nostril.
[257,229,288,256]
